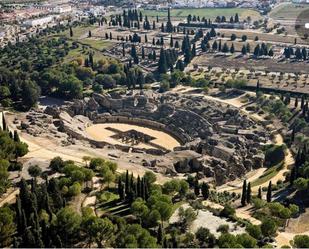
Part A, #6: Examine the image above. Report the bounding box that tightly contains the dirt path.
[0,189,19,207]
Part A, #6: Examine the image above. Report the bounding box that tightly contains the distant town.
[0,0,280,47]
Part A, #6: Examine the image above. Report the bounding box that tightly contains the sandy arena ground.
[86,123,181,150]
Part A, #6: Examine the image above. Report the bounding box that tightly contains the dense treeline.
[0,34,148,110]
[0,114,28,197]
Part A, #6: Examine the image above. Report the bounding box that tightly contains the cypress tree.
[122,43,125,57]
[158,48,168,74]
[295,97,299,108]
[170,35,174,47]
[141,47,145,59]
[241,180,247,206]
[258,186,262,199]
[125,170,129,197]
[290,167,296,186]
[14,130,20,142]
[88,30,92,37]
[246,182,251,204]
[118,178,124,200]
[212,40,218,50]
[194,177,200,196]
[69,26,73,37]
[230,43,235,53]
[137,175,141,197]
[201,182,209,199]
[157,224,164,245]
[166,8,173,33]
[241,45,247,55]
[2,112,7,130]
[266,181,272,202]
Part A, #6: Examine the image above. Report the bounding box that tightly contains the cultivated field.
[270,3,309,20]
[142,8,262,21]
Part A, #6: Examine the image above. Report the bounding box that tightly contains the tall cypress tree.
[158,48,168,74]
[246,182,251,204]
[157,224,164,245]
[266,181,272,202]
[201,182,209,199]
[166,8,173,33]
[125,170,129,197]
[257,186,262,199]
[2,112,7,130]
[194,177,200,196]
[241,180,247,206]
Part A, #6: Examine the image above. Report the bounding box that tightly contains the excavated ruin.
[19,90,269,185]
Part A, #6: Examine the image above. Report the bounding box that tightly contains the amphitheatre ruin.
[11,89,269,186]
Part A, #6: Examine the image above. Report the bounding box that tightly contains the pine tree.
[241,180,247,206]
[246,182,251,204]
[266,181,272,202]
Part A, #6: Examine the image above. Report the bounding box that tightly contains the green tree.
[241,180,247,206]
[261,218,277,237]
[246,224,262,240]
[178,207,197,231]
[246,182,252,203]
[0,206,16,247]
[266,181,272,202]
[28,165,42,178]
[201,182,209,199]
[293,235,309,248]
[131,198,149,224]
[82,216,114,247]
[56,207,82,246]
[21,80,40,110]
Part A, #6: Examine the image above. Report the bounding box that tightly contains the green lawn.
[269,3,309,20]
[142,8,261,21]
[251,162,284,187]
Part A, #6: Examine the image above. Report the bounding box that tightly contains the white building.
[54,5,72,13]
[23,16,53,27]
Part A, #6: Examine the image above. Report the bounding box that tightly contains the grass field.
[251,162,284,187]
[269,3,309,20]
[142,8,262,21]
